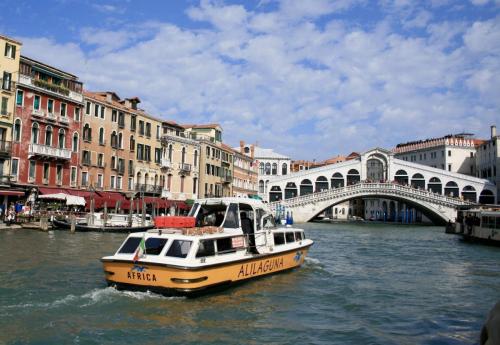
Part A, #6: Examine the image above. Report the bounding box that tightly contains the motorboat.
[101,197,314,296]
[453,208,500,246]
[52,213,154,233]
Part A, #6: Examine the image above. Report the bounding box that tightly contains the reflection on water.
[0,224,499,345]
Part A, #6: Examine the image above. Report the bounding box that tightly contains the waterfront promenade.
[1,223,499,344]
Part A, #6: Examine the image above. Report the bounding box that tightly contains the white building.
[475,125,499,203]
[251,146,291,199]
[393,134,480,176]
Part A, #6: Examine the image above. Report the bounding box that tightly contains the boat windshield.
[194,203,227,227]
[188,203,199,217]
[262,214,276,229]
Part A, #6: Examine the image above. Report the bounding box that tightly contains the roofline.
[21,55,79,80]
[0,34,22,46]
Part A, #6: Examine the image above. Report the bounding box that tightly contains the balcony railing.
[222,174,233,183]
[46,112,57,121]
[179,163,192,173]
[19,75,83,103]
[32,108,45,117]
[59,116,69,125]
[161,158,172,169]
[29,143,72,160]
[135,184,163,194]
[0,110,12,117]
[0,140,12,155]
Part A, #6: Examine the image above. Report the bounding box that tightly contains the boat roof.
[195,197,268,208]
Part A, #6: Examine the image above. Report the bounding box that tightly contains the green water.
[0,223,499,344]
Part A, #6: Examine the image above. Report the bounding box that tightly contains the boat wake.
[4,287,182,311]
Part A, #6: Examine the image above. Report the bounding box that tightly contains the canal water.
[1,223,499,345]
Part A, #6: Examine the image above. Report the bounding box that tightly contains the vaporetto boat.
[101,197,314,296]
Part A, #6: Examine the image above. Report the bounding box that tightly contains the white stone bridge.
[262,148,497,224]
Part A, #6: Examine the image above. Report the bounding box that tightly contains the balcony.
[0,175,11,186]
[118,121,125,129]
[135,184,163,194]
[0,141,12,157]
[29,143,72,160]
[0,110,12,118]
[32,108,45,118]
[222,174,233,184]
[59,116,69,125]
[179,163,192,174]
[46,112,57,122]
[161,158,172,169]
[19,75,84,103]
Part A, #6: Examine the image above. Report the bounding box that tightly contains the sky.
[1,0,499,160]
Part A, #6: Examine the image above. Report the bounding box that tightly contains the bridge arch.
[479,189,495,204]
[347,169,360,185]
[411,173,425,189]
[428,177,442,194]
[461,185,477,202]
[331,172,344,188]
[315,176,329,192]
[444,181,459,197]
[300,179,313,196]
[284,182,297,199]
[394,169,408,185]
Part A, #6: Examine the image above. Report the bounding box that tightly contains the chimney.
[240,140,244,154]
[250,145,255,159]
[491,125,497,138]
[106,93,112,103]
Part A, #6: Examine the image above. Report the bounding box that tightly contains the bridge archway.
[428,177,442,194]
[284,182,297,199]
[411,173,425,189]
[479,189,495,204]
[444,181,459,197]
[269,186,282,202]
[315,176,329,192]
[395,169,408,185]
[300,179,313,196]
[461,185,477,202]
[331,172,344,188]
[347,169,360,185]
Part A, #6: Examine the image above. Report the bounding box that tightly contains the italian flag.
[133,237,146,262]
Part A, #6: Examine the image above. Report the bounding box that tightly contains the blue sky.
[1,0,499,159]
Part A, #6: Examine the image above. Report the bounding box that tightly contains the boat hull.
[52,219,154,233]
[101,244,312,296]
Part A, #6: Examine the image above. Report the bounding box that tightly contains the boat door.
[239,203,257,253]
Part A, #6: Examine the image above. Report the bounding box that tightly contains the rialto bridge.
[262,148,497,224]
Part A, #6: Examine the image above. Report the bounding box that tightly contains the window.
[272,163,277,175]
[168,145,173,160]
[100,105,105,119]
[145,123,151,137]
[223,203,240,228]
[4,43,16,59]
[206,147,210,157]
[33,95,40,110]
[74,107,80,122]
[265,163,271,175]
[155,148,161,163]
[259,163,264,175]
[99,128,105,145]
[118,237,142,254]
[194,150,198,167]
[43,162,50,182]
[58,129,65,149]
[118,132,123,149]
[285,232,295,243]
[118,112,125,128]
[16,90,23,106]
[117,176,122,190]
[166,240,192,258]
[448,150,451,157]
[94,104,99,117]
[145,145,151,161]
[111,110,117,122]
[60,103,67,116]
[47,99,54,114]
[2,71,11,90]
[72,133,79,152]
[97,174,103,188]
[85,101,91,115]
[29,160,36,181]
[81,171,89,186]
[137,144,143,160]
[282,163,287,175]
[196,240,215,258]
[145,238,168,255]
[129,160,134,176]
[130,115,136,131]
[110,175,116,189]
[128,177,133,190]
[31,122,39,144]
[216,237,236,254]
[70,166,77,186]
[10,158,19,178]
[448,164,452,171]
[139,120,144,135]
[82,150,91,165]
[156,125,160,139]
[295,231,303,241]
[45,125,53,146]
[130,136,135,151]
[98,153,104,167]
[274,232,285,245]
[83,124,92,142]
[56,165,63,184]
[1,97,8,115]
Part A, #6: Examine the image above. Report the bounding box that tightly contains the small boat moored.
[101,197,314,296]
[52,213,154,233]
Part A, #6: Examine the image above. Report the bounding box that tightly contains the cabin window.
[223,203,240,228]
[216,237,236,254]
[118,237,142,254]
[295,232,303,241]
[166,240,192,258]
[145,238,168,255]
[273,232,285,246]
[255,208,265,230]
[196,240,215,258]
[262,215,276,229]
[285,232,295,243]
[188,203,199,217]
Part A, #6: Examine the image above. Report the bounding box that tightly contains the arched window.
[181,147,186,164]
[130,135,135,151]
[394,169,408,185]
[58,129,65,149]
[428,177,442,194]
[45,125,53,146]
[282,163,287,175]
[411,173,425,189]
[259,180,264,193]
[118,132,123,149]
[168,145,173,161]
[259,162,264,175]
[265,163,271,175]
[315,176,329,192]
[31,122,39,144]
[461,185,477,202]
[272,163,277,175]
[269,186,282,201]
[479,189,495,204]
[72,132,79,152]
[99,127,104,145]
[300,179,313,196]
[83,124,91,141]
[444,181,459,197]
[331,172,344,188]
[284,182,298,199]
[13,119,21,142]
[194,150,198,167]
[346,169,360,185]
[111,131,117,148]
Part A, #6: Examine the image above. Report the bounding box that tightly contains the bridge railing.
[269,182,474,210]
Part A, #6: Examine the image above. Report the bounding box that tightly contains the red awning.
[0,190,25,196]
[38,187,67,195]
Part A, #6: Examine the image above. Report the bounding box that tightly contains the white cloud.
[18,1,500,159]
